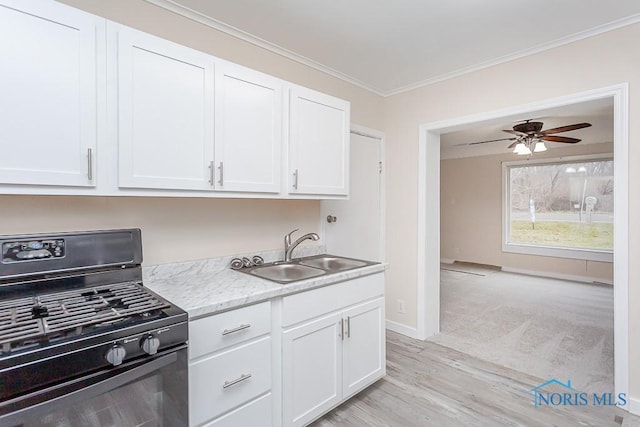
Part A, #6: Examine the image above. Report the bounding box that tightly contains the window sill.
[502,242,613,263]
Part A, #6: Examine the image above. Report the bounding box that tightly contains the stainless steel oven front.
[1,345,188,427]
[0,229,189,427]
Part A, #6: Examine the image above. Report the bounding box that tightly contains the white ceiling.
[151,0,640,95]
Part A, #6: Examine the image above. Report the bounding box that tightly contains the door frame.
[321,124,386,262]
[416,83,629,405]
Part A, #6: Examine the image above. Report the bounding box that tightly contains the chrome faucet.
[284,229,319,262]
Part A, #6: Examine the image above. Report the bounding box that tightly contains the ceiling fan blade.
[503,129,528,137]
[540,122,592,135]
[467,137,516,146]
[541,135,581,143]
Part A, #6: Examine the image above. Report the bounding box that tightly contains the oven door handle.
[1,349,181,426]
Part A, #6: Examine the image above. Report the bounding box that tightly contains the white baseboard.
[501,266,613,286]
[629,397,640,416]
[386,319,421,339]
[440,258,455,264]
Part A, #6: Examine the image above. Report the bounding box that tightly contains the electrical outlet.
[454,247,460,254]
[397,299,406,314]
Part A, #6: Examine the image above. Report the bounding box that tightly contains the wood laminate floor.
[312,331,637,427]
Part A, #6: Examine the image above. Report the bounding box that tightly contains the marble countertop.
[142,246,386,319]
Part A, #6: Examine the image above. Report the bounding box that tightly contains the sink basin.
[248,263,325,284]
[299,256,367,271]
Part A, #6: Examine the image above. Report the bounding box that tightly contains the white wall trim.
[440,258,455,264]
[418,83,630,409]
[386,15,640,97]
[501,266,612,286]
[629,397,640,416]
[144,0,387,97]
[144,0,639,97]
[386,320,421,339]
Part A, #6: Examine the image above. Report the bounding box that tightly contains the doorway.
[416,84,629,403]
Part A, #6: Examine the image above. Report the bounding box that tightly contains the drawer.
[203,393,271,427]
[282,273,384,327]
[190,336,272,426]
[189,301,271,359]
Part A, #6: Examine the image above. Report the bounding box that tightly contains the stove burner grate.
[0,282,169,355]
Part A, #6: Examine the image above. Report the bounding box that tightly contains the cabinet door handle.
[346,316,351,338]
[222,323,251,336]
[87,148,93,181]
[293,169,298,190]
[223,373,252,389]
[218,162,224,186]
[208,161,214,186]
[340,318,344,341]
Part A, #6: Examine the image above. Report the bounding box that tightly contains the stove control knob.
[141,335,160,355]
[106,344,126,366]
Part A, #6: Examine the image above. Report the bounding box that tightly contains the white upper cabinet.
[115,25,215,191]
[214,62,282,193]
[288,86,350,197]
[0,0,99,187]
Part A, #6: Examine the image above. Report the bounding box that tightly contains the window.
[502,155,613,262]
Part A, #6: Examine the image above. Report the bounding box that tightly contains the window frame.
[502,153,613,263]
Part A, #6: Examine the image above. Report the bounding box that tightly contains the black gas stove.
[0,229,188,426]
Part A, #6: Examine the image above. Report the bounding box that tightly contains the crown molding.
[144,0,387,96]
[145,0,640,98]
[385,13,640,97]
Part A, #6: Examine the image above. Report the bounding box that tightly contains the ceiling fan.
[468,120,592,155]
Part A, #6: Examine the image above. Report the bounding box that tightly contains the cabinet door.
[282,312,343,427]
[0,0,98,187]
[116,26,214,191]
[342,297,385,399]
[214,62,282,193]
[289,86,350,196]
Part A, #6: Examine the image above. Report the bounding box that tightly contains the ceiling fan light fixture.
[534,141,547,152]
[513,142,531,155]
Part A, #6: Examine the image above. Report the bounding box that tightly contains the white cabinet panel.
[289,86,350,196]
[215,62,282,193]
[0,0,98,187]
[190,336,271,426]
[282,273,385,426]
[203,393,271,427]
[189,301,271,359]
[116,26,214,191]
[282,312,343,427]
[342,297,385,399]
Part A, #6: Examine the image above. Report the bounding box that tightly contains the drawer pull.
[223,373,252,389]
[222,323,251,336]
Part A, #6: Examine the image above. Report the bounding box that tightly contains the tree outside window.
[505,156,613,255]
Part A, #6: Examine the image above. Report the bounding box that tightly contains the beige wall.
[0,1,384,265]
[383,23,640,397]
[441,143,613,281]
[0,196,319,265]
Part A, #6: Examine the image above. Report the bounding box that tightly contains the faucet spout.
[284,229,319,262]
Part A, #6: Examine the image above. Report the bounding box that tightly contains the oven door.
[0,346,188,427]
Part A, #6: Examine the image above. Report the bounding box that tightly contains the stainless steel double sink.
[238,254,377,284]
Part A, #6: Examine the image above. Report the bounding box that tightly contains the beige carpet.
[429,265,614,394]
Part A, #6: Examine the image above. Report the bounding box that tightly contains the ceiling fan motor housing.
[513,121,544,134]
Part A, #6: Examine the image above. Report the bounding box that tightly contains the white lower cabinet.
[187,274,385,427]
[202,393,272,427]
[189,302,272,427]
[281,274,385,427]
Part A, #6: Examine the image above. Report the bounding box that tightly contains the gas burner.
[0,282,170,356]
